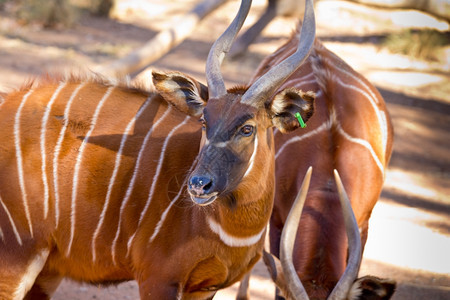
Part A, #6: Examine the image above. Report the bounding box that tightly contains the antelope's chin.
[190,193,218,206]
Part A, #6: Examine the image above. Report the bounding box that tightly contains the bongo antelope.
[245,13,395,300]
[0,0,317,298]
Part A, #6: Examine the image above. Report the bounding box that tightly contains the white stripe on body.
[275,120,332,160]
[380,110,389,161]
[148,184,185,244]
[270,43,387,178]
[149,150,197,243]
[281,73,314,88]
[276,103,383,174]
[66,86,114,257]
[40,83,66,219]
[91,96,152,262]
[207,217,265,247]
[126,116,191,254]
[331,74,386,160]
[14,89,34,237]
[111,105,172,265]
[289,78,317,89]
[0,195,23,245]
[12,249,50,300]
[53,83,86,228]
[335,123,384,175]
[322,56,379,104]
[275,100,384,176]
[321,56,388,157]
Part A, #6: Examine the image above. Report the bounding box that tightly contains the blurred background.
[0,0,448,299]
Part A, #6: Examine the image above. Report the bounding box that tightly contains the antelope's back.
[253,31,393,228]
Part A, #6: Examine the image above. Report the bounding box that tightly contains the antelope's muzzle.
[188,174,218,206]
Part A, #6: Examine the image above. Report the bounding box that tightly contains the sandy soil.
[0,0,449,299]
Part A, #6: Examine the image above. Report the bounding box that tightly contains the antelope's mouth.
[189,192,218,206]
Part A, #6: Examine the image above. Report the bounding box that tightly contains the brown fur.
[13,70,153,96]
[251,27,395,298]
[149,63,315,300]
[0,75,268,299]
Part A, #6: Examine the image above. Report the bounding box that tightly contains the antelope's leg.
[236,272,251,300]
[24,270,62,300]
[359,220,369,254]
[268,219,284,299]
[0,244,50,300]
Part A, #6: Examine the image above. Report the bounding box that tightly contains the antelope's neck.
[210,195,273,248]
[207,130,275,248]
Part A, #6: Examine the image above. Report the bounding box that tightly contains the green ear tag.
[295,112,307,128]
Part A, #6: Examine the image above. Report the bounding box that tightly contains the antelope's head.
[153,0,316,206]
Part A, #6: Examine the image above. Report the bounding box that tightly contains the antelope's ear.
[152,70,209,117]
[268,88,315,133]
[350,275,396,300]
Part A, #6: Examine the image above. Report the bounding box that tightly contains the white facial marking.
[212,141,229,148]
[243,135,258,178]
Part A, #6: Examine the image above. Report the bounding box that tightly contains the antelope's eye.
[240,125,254,137]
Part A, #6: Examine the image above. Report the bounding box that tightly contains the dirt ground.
[0,0,449,299]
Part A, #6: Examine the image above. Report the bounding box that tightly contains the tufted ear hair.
[268,88,315,133]
[152,70,209,117]
[349,275,396,300]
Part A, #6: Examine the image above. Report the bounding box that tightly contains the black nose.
[189,175,213,196]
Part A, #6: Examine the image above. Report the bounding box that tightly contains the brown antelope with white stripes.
[241,10,396,300]
[0,0,318,299]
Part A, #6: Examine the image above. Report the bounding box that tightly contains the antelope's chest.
[183,248,261,298]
